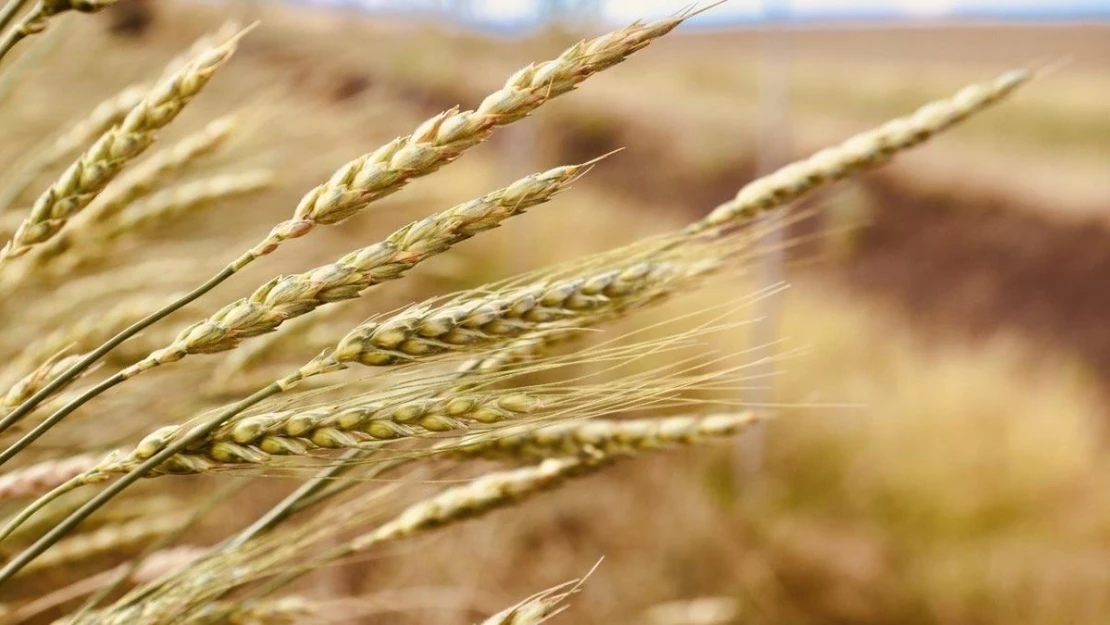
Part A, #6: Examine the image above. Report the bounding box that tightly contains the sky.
[460,0,1110,21]
[314,0,1110,22]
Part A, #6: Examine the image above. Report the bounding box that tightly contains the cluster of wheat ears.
[0,1,1033,623]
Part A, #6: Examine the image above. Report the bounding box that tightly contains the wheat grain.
[0,28,245,264]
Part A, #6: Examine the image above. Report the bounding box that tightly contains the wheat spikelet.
[121,160,598,376]
[204,306,348,395]
[481,580,584,625]
[687,69,1031,234]
[232,12,695,268]
[42,85,149,167]
[0,452,97,501]
[0,351,87,420]
[18,513,184,575]
[441,412,764,462]
[0,28,245,264]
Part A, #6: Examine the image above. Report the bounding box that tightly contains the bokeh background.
[3,0,1110,623]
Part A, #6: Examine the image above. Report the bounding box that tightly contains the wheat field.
[0,1,1107,624]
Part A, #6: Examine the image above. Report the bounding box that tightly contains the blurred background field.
[2,0,1110,623]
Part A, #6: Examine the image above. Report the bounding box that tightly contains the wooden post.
[739,0,791,484]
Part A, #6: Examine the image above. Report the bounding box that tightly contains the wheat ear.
[441,412,764,461]
[352,457,600,551]
[0,452,97,501]
[0,28,244,264]
[88,391,544,478]
[110,170,273,236]
[301,261,684,373]
[686,68,1031,234]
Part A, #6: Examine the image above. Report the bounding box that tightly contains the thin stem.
[0,0,31,35]
[0,372,127,467]
[0,3,42,67]
[227,452,409,549]
[0,473,83,542]
[0,265,236,445]
[0,382,284,587]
